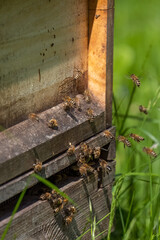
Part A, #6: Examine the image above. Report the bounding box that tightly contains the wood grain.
[0,95,106,186]
[0,166,115,240]
[0,0,88,128]
[0,127,115,204]
[88,0,114,126]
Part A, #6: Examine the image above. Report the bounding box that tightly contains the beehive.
[0,0,115,239]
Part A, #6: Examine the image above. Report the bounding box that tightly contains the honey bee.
[67,142,75,156]
[48,118,58,128]
[84,89,91,103]
[28,113,39,122]
[63,96,75,110]
[65,205,77,215]
[143,147,157,158]
[33,159,42,173]
[103,130,114,140]
[86,108,94,122]
[117,136,131,148]
[139,105,148,114]
[130,74,140,87]
[93,147,101,159]
[99,159,112,177]
[78,153,86,164]
[54,204,64,213]
[80,143,92,159]
[129,133,144,142]
[79,163,94,177]
[64,215,73,225]
[75,96,81,110]
[40,192,52,201]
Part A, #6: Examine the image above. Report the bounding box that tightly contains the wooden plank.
[88,0,114,126]
[0,95,106,185]
[0,0,88,128]
[0,127,116,204]
[0,166,115,240]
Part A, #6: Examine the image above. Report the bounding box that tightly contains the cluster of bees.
[67,140,112,179]
[40,190,76,225]
[114,74,157,158]
[28,89,94,131]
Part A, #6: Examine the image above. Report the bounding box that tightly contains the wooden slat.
[0,165,115,240]
[0,95,106,185]
[0,127,116,204]
[88,0,114,126]
[0,0,88,128]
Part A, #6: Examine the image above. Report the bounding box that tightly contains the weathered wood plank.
[0,166,115,240]
[0,127,116,204]
[0,0,88,128]
[88,0,114,126]
[0,95,105,185]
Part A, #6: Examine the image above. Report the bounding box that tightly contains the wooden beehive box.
[0,0,115,239]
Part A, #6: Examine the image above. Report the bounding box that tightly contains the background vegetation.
[110,0,160,239]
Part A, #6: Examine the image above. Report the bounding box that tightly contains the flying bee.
[86,108,94,122]
[129,133,144,142]
[84,89,91,103]
[40,192,52,201]
[64,215,73,225]
[28,113,39,122]
[48,118,58,128]
[139,105,148,114]
[99,159,112,177]
[33,159,42,173]
[130,74,141,87]
[117,136,131,148]
[67,142,75,156]
[63,96,75,110]
[103,130,114,140]
[143,147,157,158]
[93,147,101,159]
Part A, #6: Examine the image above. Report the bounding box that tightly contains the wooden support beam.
[0,95,105,185]
[0,164,115,240]
[0,127,115,204]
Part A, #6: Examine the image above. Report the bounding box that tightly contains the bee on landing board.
[67,142,75,156]
[86,108,94,122]
[84,89,91,103]
[143,147,157,158]
[93,147,101,159]
[80,142,92,159]
[79,163,94,177]
[63,96,75,110]
[28,113,39,122]
[117,136,131,148]
[64,205,77,225]
[130,74,141,87]
[64,215,73,225]
[40,192,52,201]
[103,130,115,140]
[129,133,144,142]
[139,105,148,114]
[33,159,42,173]
[48,118,58,129]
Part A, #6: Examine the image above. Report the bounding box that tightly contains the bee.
[130,74,140,87]
[63,96,75,110]
[33,159,42,173]
[86,108,94,122]
[64,215,73,225]
[54,204,64,213]
[78,153,86,164]
[40,192,52,201]
[28,113,39,122]
[80,142,92,159]
[103,130,114,140]
[143,147,157,158]
[67,142,75,156]
[75,96,81,110]
[93,147,101,159]
[84,89,91,103]
[79,163,94,177]
[139,105,148,114]
[99,159,112,177]
[65,205,77,215]
[117,136,131,148]
[48,118,58,128]
[129,133,144,142]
